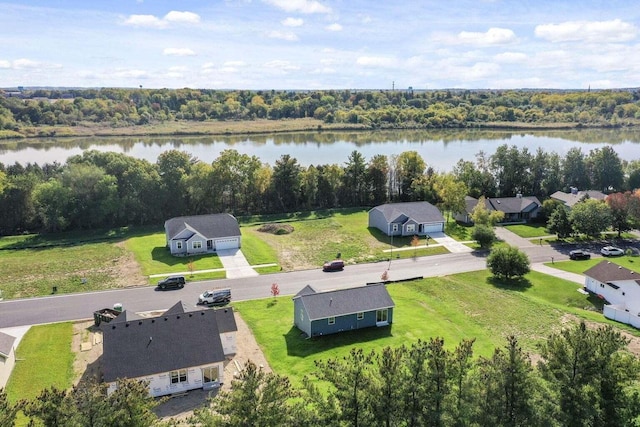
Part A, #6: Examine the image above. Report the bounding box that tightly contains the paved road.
[0,231,593,329]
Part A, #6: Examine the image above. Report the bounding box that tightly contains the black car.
[323,260,345,272]
[569,250,591,260]
[157,275,186,290]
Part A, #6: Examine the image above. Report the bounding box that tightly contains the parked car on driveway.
[157,275,186,290]
[569,249,591,260]
[323,260,345,272]
[601,246,624,257]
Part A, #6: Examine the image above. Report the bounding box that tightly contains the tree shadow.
[487,276,532,291]
[284,325,393,357]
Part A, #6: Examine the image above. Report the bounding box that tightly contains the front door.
[207,240,213,250]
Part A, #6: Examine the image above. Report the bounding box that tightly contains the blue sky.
[1,0,639,90]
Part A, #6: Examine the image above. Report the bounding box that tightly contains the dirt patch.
[560,313,640,356]
[112,241,147,288]
[257,223,294,235]
[71,309,270,424]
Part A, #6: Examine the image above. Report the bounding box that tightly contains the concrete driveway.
[428,232,473,253]
[217,249,259,279]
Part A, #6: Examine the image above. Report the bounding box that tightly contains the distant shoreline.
[0,118,618,141]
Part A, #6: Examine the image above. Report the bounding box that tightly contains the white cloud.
[266,30,298,41]
[263,0,331,14]
[325,23,342,32]
[263,60,300,71]
[282,17,304,27]
[457,28,516,46]
[311,67,336,74]
[123,14,167,28]
[356,56,395,67]
[163,47,196,56]
[13,58,40,69]
[494,52,527,63]
[535,19,637,43]
[0,60,10,68]
[113,69,148,78]
[122,10,200,28]
[164,11,201,24]
[224,61,246,67]
[202,62,215,70]
[168,66,188,72]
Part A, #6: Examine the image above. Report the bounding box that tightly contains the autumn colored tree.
[606,192,633,237]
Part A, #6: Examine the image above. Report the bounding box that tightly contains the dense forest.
[0,142,638,236]
[1,87,640,132]
[3,323,640,426]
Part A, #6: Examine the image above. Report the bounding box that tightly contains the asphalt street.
[0,243,566,329]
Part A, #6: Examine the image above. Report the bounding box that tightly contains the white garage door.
[215,238,239,250]
[422,223,444,234]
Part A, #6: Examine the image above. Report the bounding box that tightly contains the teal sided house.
[293,284,395,338]
[165,213,241,256]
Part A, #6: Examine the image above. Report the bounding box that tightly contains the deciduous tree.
[487,245,530,280]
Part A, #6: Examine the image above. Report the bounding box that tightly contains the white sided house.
[0,331,16,388]
[368,201,445,237]
[101,302,237,397]
[583,261,640,328]
[165,214,241,256]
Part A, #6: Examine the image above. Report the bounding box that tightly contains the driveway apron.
[217,249,259,279]
[494,226,537,247]
[428,232,473,253]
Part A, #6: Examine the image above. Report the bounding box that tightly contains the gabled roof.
[163,301,205,316]
[584,260,640,284]
[294,285,317,298]
[551,190,607,208]
[462,196,540,214]
[369,202,444,224]
[0,331,16,358]
[165,214,240,241]
[110,310,143,324]
[101,301,226,382]
[215,307,238,334]
[293,284,395,320]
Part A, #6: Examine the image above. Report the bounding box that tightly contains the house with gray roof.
[101,301,237,397]
[368,201,445,237]
[550,188,607,209]
[293,284,395,338]
[165,213,241,256]
[0,331,16,387]
[584,261,640,328]
[454,195,541,224]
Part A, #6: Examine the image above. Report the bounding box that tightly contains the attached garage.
[421,223,444,234]
[214,238,240,251]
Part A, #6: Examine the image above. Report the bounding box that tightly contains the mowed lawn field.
[234,268,623,386]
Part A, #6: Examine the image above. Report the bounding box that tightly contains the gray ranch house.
[293,284,394,338]
[550,188,608,209]
[165,213,241,256]
[368,201,445,237]
[584,261,640,328]
[454,195,541,224]
[101,301,237,397]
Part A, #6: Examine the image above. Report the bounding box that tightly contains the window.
[193,241,202,249]
[176,241,183,250]
[170,369,188,384]
[357,312,364,320]
[392,224,399,232]
[202,366,219,384]
[376,309,388,323]
[407,224,415,233]
[328,317,335,325]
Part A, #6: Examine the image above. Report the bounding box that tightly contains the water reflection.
[1,128,640,170]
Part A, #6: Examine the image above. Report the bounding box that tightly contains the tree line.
[1,88,640,131]
[0,144,638,236]
[2,322,639,426]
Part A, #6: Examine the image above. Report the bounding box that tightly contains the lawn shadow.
[284,325,393,357]
[487,276,532,291]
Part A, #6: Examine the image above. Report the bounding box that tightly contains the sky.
[1,0,639,90]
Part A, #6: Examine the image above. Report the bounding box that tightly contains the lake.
[2,128,640,171]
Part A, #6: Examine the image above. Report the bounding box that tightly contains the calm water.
[2,128,640,171]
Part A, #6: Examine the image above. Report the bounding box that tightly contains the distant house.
[0,331,16,388]
[454,195,541,224]
[583,261,640,328]
[165,213,241,256]
[550,188,607,209]
[101,301,237,397]
[368,202,445,237]
[293,284,395,338]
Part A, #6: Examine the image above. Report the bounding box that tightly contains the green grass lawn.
[6,323,75,426]
[124,231,225,282]
[547,255,640,275]
[444,220,474,241]
[234,269,612,385]
[239,229,281,274]
[504,223,550,238]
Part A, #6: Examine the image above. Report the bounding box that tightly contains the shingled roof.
[584,260,640,284]
[101,301,226,382]
[0,331,15,358]
[370,201,444,224]
[293,284,394,320]
[165,214,240,240]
